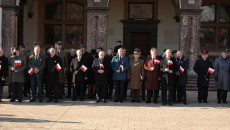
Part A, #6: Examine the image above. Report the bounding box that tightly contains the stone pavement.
[0,89,230,130]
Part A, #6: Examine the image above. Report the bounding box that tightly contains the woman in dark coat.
[214,50,230,103]
[144,48,161,103]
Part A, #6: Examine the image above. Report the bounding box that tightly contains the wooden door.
[130,32,151,57]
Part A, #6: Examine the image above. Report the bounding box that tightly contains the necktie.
[34,56,38,67]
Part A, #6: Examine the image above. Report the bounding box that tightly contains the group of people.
[0,40,229,106]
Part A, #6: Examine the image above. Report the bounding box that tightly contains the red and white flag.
[28,68,34,75]
[80,65,88,72]
[56,63,62,71]
[120,65,124,72]
[208,67,214,74]
[167,60,173,65]
[154,60,160,64]
[100,64,104,69]
[179,66,184,73]
[140,75,143,81]
[15,60,21,66]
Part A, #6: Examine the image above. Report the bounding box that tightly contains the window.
[201,0,230,50]
[39,0,86,48]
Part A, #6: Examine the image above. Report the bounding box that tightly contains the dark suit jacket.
[160,57,177,85]
[45,55,62,85]
[0,56,8,85]
[70,57,88,83]
[92,58,111,83]
[177,56,189,85]
[28,55,46,77]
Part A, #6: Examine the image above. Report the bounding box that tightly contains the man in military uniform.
[28,46,46,102]
[19,44,30,97]
[194,50,213,103]
[46,48,62,103]
[160,49,177,106]
[176,51,189,105]
[9,47,27,102]
[55,41,68,99]
[0,49,8,102]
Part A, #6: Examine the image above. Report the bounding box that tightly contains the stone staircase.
[186,77,216,91]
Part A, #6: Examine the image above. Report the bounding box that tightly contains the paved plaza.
[0,88,230,130]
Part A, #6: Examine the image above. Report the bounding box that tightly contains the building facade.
[0,0,230,74]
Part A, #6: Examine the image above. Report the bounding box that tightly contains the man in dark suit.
[194,50,213,103]
[0,49,8,102]
[70,49,88,101]
[92,51,110,103]
[46,48,62,103]
[28,46,46,102]
[176,51,189,105]
[113,40,123,56]
[172,50,178,103]
[160,49,177,106]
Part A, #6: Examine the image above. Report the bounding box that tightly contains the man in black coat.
[46,48,63,103]
[92,51,110,103]
[70,49,88,101]
[172,50,178,102]
[0,49,8,102]
[160,49,177,106]
[194,50,213,103]
[176,51,189,105]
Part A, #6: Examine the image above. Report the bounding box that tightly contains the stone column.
[0,7,2,49]
[0,0,18,57]
[179,9,202,75]
[87,0,109,52]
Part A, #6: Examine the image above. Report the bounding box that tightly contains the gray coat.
[9,54,27,83]
[214,56,230,90]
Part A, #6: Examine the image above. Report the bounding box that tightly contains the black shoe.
[131,100,136,103]
[183,102,188,105]
[46,99,52,103]
[218,100,221,104]
[120,100,123,103]
[10,99,15,102]
[7,95,11,98]
[54,99,58,103]
[223,100,227,104]
[39,99,43,103]
[168,103,173,106]
[29,99,35,102]
[176,100,181,103]
[18,99,22,103]
[101,99,107,103]
[198,100,202,103]
[96,99,101,103]
[137,100,140,103]
[153,100,158,104]
[203,101,208,103]
[24,94,28,97]
[146,100,151,103]
[114,100,119,102]
[162,102,166,106]
[72,98,77,101]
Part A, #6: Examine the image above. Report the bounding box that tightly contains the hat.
[220,49,228,53]
[172,50,177,55]
[201,50,209,54]
[134,48,141,52]
[33,41,40,46]
[116,40,122,43]
[80,44,86,48]
[55,41,63,45]
[90,49,97,55]
[133,51,140,55]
